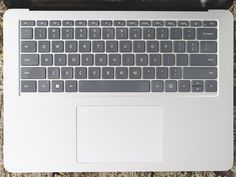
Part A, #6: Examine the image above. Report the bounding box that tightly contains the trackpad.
[76,105,163,163]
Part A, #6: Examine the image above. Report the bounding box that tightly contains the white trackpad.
[76,105,163,163]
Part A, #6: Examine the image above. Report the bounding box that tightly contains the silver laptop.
[3,0,234,172]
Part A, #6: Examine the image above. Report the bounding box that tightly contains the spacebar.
[79,80,150,92]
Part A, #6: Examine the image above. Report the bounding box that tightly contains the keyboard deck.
[20,20,218,93]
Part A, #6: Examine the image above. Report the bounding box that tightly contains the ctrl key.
[21,81,36,92]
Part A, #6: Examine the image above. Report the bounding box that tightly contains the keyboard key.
[183,67,217,79]
[62,20,74,26]
[89,28,101,39]
[88,67,101,79]
[38,80,50,92]
[116,67,128,79]
[143,67,155,79]
[116,28,128,39]
[114,20,125,26]
[165,21,176,26]
[163,54,175,66]
[187,41,199,53]
[156,67,168,79]
[109,54,121,66]
[65,41,77,52]
[160,41,172,53]
[21,20,35,26]
[41,54,53,66]
[48,67,60,79]
[102,67,114,79]
[152,21,164,26]
[183,28,195,40]
[75,20,87,26]
[21,81,36,92]
[75,28,87,39]
[127,20,138,26]
[129,67,141,79]
[147,41,159,52]
[95,54,107,66]
[37,20,48,26]
[143,28,155,39]
[48,28,60,39]
[75,67,87,79]
[52,81,64,92]
[106,41,118,52]
[21,54,39,66]
[35,28,47,39]
[65,80,77,92]
[190,54,217,66]
[79,41,91,52]
[21,28,33,39]
[38,41,50,52]
[21,41,37,53]
[79,80,150,92]
[192,80,204,92]
[178,21,189,26]
[140,21,151,26]
[170,67,182,79]
[68,54,80,66]
[165,80,177,92]
[174,41,186,53]
[101,20,112,26]
[82,54,93,66]
[122,54,134,66]
[170,28,182,39]
[52,41,64,52]
[54,54,66,66]
[62,28,74,39]
[203,21,217,27]
[200,41,217,53]
[152,80,164,92]
[133,41,145,52]
[156,28,169,39]
[120,41,132,52]
[190,21,202,27]
[205,80,217,92]
[50,20,61,26]
[176,54,188,66]
[88,20,100,26]
[61,67,73,79]
[197,28,217,40]
[150,54,161,66]
[130,28,142,39]
[21,67,46,79]
[136,54,148,66]
[103,28,114,39]
[178,80,190,92]
[93,41,105,52]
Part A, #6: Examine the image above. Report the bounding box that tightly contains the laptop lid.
[3,0,234,10]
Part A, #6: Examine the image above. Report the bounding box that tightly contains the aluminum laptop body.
[3,0,234,172]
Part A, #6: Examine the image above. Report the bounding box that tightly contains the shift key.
[183,67,217,79]
[21,67,46,79]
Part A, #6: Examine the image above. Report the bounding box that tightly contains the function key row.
[21,20,217,27]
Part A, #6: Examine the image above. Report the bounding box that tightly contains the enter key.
[190,54,217,66]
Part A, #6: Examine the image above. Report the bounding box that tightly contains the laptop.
[3,0,234,172]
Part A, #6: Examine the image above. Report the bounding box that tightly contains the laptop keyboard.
[20,20,218,93]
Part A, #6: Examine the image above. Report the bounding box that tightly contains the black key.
[174,41,186,53]
[143,28,155,39]
[143,67,155,79]
[120,41,132,52]
[190,54,217,66]
[114,20,125,26]
[62,20,74,26]
[79,41,91,52]
[136,54,148,66]
[88,67,100,79]
[122,54,134,66]
[109,54,121,66]
[190,21,202,27]
[41,54,53,66]
[54,54,66,66]
[75,20,87,26]
[156,28,169,39]
[79,81,150,92]
[21,81,36,92]
[50,20,61,26]
[75,28,87,39]
[133,41,145,52]
[101,20,112,26]
[178,80,190,92]
[156,67,168,79]
[165,21,177,26]
[163,54,175,66]
[152,21,164,26]
[89,28,101,39]
[38,41,50,53]
[61,67,73,79]
[48,67,60,79]
[147,41,159,53]
[183,67,217,79]
[21,28,33,39]
[82,54,93,66]
[183,28,195,40]
[38,80,50,92]
[176,54,188,66]
[160,41,172,52]
[102,67,114,79]
[205,80,217,92]
[62,28,74,39]
[21,20,35,26]
[203,21,217,27]
[103,28,114,39]
[106,41,118,52]
[52,81,64,92]
[130,28,142,39]
[140,21,151,26]
[200,41,217,53]
[21,67,46,79]
[68,54,80,66]
[197,28,217,40]
[192,80,204,92]
[170,67,182,79]
[116,28,128,39]
[65,41,77,52]
[95,54,107,66]
[65,80,77,92]
[178,21,189,26]
[21,54,39,66]
[187,41,199,53]
[150,54,161,66]
[21,41,37,53]
[127,20,138,26]
[129,67,141,79]
[170,28,182,39]
[88,20,100,26]
[52,41,64,52]
[93,41,105,52]
[152,80,164,92]
[165,80,177,92]
[35,28,47,39]
[37,20,48,26]
[75,67,87,79]
[48,28,60,39]
[116,67,128,79]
